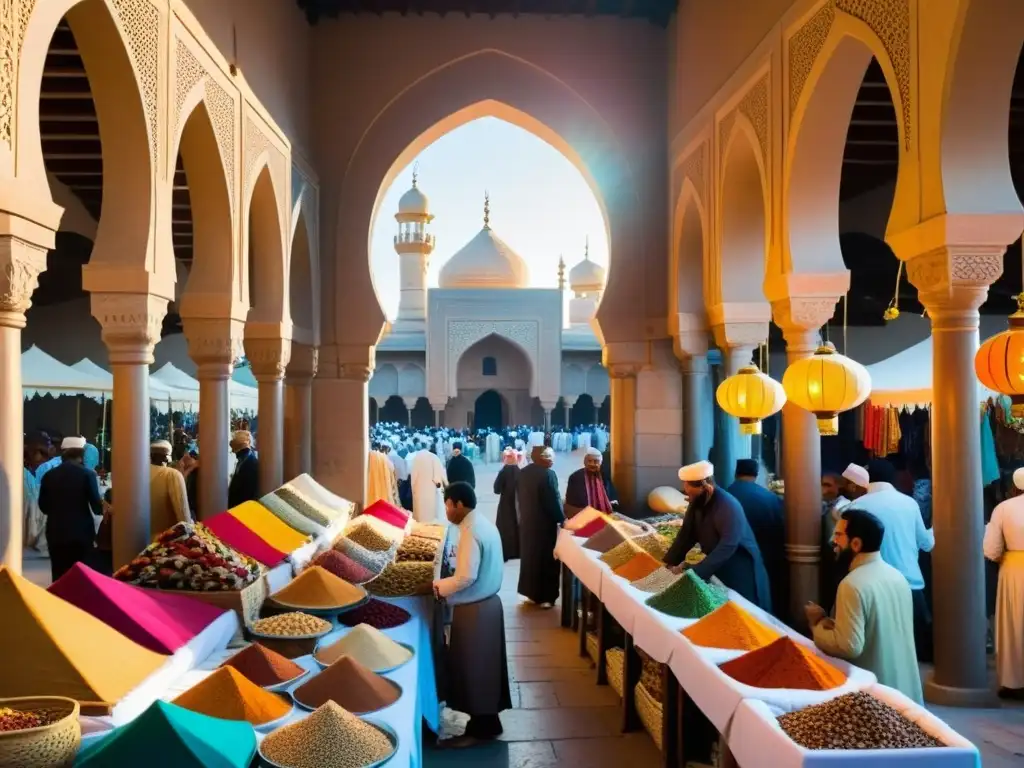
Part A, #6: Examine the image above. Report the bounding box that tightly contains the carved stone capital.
[607,363,644,379]
[183,318,245,378]
[711,323,767,351]
[0,236,48,327]
[602,340,648,377]
[771,296,840,333]
[91,293,167,364]
[340,363,373,383]
[286,343,319,382]
[246,337,292,382]
[905,247,1002,313]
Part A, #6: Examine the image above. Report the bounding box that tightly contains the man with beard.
[446,442,476,488]
[516,446,564,607]
[807,507,923,703]
[563,447,617,519]
[664,461,772,612]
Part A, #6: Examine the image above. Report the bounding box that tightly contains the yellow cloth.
[150,465,191,538]
[367,451,399,507]
[228,501,310,553]
[0,566,165,709]
[995,551,1024,688]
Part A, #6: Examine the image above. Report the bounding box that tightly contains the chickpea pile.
[251,611,331,637]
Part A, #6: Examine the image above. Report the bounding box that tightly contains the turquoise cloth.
[981,410,999,488]
[74,701,256,768]
[84,443,100,471]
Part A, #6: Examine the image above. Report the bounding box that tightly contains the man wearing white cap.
[150,440,191,537]
[663,460,772,611]
[984,466,1024,698]
[842,463,869,501]
[38,436,104,581]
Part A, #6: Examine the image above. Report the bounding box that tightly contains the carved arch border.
[447,322,540,401]
[290,162,321,342]
[670,136,711,318]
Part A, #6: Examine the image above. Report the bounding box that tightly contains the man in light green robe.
[806,507,923,704]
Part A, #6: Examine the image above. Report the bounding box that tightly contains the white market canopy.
[865,336,995,406]
[151,362,259,410]
[22,346,108,402]
[70,358,198,408]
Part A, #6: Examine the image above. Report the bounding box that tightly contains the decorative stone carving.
[0,235,47,324]
[183,318,244,372]
[680,141,707,201]
[720,73,770,168]
[607,363,643,379]
[340,363,373,382]
[287,343,318,381]
[91,292,167,363]
[0,0,16,148]
[713,322,769,350]
[446,320,539,377]
[906,249,1004,299]
[835,0,911,149]
[110,0,161,164]
[788,1,837,115]
[173,36,204,131]
[246,337,292,380]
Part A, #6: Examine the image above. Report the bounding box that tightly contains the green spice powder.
[645,570,727,619]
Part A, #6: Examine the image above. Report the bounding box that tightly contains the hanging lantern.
[716,363,787,435]
[976,295,1024,417]
[782,342,871,436]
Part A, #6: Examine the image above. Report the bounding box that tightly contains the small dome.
[439,228,529,289]
[569,240,605,291]
[398,185,429,215]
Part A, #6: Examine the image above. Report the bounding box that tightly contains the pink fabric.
[585,472,613,513]
[573,517,607,538]
[203,512,289,567]
[48,562,227,655]
[363,499,410,529]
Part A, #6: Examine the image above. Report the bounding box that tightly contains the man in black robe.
[564,447,617,519]
[517,446,564,607]
[446,442,476,488]
[38,436,104,581]
[493,448,520,561]
[664,460,772,612]
[728,458,787,619]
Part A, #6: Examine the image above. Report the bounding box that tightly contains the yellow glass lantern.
[976,296,1024,417]
[716,363,787,435]
[782,342,871,436]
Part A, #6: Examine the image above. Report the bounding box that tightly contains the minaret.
[557,255,566,290]
[392,165,434,332]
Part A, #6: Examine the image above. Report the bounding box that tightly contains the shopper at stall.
[410,445,447,522]
[228,430,260,508]
[38,436,104,582]
[664,460,772,612]
[564,447,617,519]
[846,458,934,662]
[729,458,787,619]
[983,466,1024,699]
[150,440,192,536]
[821,471,852,613]
[493,448,521,561]
[434,481,511,747]
[517,446,564,608]
[446,442,477,489]
[807,507,923,703]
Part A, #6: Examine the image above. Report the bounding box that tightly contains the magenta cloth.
[202,512,289,567]
[362,500,410,529]
[573,517,607,538]
[585,472,613,514]
[48,562,227,655]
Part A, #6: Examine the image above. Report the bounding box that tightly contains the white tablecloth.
[554,529,605,598]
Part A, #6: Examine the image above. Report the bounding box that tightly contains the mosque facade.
[368,178,611,431]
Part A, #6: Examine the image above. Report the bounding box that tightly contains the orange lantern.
[976,296,1024,417]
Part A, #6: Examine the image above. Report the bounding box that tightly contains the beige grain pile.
[600,539,643,570]
[631,567,681,593]
[314,623,413,672]
[345,522,397,552]
[260,701,393,768]
[251,612,331,637]
[410,522,445,541]
[364,561,434,597]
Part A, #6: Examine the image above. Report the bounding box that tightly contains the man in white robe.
[410,448,447,522]
[984,467,1024,698]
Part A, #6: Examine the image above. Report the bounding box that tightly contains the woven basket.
[0,697,81,768]
[585,631,599,665]
[604,647,625,698]
[634,682,664,752]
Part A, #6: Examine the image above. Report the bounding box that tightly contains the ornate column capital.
[286,343,319,382]
[91,293,167,365]
[905,247,1001,319]
[708,302,771,351]
[183,318,245,379]
[317,344,375,381]
[602,340,649,378]
[339,362,373,382]
[0,236,48,329]
[607,363,644,379]
[246,337,293,382]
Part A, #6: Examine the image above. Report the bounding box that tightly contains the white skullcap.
[679,460,714,483]
[150,440,172,453]
[585,447,603,460]
[232,430,252,447]
[61,436,86,450]
[1014,467,1024,491]
[842,463,869,488]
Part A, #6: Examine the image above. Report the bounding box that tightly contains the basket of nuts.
[248,612,333,659]
[0,697,80,768]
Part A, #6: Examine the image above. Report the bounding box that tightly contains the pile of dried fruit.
[396,535,438,563]
[364,561,434,597]
[0,706,52,732]
[251,611,332,637]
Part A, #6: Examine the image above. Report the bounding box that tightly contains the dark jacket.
[38,461,103,548]
[446,453,476,488]
[728,479,788,618]
[228,449,260,508]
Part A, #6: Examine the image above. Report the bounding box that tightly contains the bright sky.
[369,117,610,321]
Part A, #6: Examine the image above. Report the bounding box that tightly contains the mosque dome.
[438,193,529,289]
[397,185,430,216]
[569,240,605,292]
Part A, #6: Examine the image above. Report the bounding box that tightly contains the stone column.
[564,396,577,429]
[184,319,243,518]
[541,401,557,432]
[285,343,318,480]
[92,293,167,570]
[247,337,291,495]
[607,364,641,507]
[402,397,417,428]
[679,354,709,465]
[431,404,444,428]
[0,238,48,574]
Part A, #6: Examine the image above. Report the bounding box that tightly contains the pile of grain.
[600,540,643,570]
[637,647,664,703]
[396,535,439,563]
[172,666,292,725]
[260,701,394,768]
[345,522,398,552]
[645,571,727,619]
[294,655,401,713]
[251,612,332,638]
[682,602,782,651]
[582,524,627,553]
[631,532,669,560]
[274,487,335,528]
[777,691,944,750]
[719,637,846,690]
[410,522,446,541]
[631,567,681,593]
[612,552,662,582]
[222,642,306,687]
[339,598,412,630]
[364,561,434,597]
[314,623,413,672]
[334,538,397,577]
[309,550,376,585]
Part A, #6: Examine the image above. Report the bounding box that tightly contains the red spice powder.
[338,598,411,630]
[309,550,375,585]
[719,636,846,690]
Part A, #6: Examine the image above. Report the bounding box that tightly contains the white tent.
[22,345,109,402]
[70,358,198,408]
[152,362,259,411]
[865,336,995,406]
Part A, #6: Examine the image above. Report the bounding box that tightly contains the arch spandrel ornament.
[107,0,161,165]
[447,321,539,399]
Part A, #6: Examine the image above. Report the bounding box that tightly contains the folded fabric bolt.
[227,501,310,553]
[204,512,290,567]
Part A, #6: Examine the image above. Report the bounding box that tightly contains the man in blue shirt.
[729,458,787,620]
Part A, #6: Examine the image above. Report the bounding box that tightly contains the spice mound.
[315,623,413,672]
[294,655,402,713]
[260,701,394,768]
[271,566,366,610]
[0,706,56,732]
[719,636,846,690]
[346,521,400,552]
[396,535,439,563]
[364,561,434,598]
[645,571,727,618]
[172,666,292,726]
[339,598,412,630]
[613,552,662,582]
[310,550,376,585]
[632,567,681,593]
[222,642,306,688]
[582,524,627,553]
[600,539,643,570]
[252,611,332,638]
[682,602,782,651]
[777,691,943,750]
[410,522,445,541]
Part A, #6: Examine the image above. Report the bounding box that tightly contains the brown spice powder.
[293,655,401,713]
[221,642,305,687]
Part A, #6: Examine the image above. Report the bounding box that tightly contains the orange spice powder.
[173,666,292,725]
[718,636,846,690]
[613,552,662,582]
[681,601,781,651]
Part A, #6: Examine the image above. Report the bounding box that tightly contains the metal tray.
[263,668,311,693]
[312,640,415,674]
[258,718,399,768]
[290,678,404,714]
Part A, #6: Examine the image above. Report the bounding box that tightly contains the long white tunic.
[984,494,1024,689]
[409,450,447,523]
